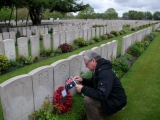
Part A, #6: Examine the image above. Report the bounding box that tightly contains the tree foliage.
[134,11,144,20]
[104,8,118,19]
[17,8,29,20]
[77,5,95,19]
[0,0,88,25]
[122,10,154,20]
[49,0,89,13]
[153,11,160,20]
[144,11,153,20]
[122,12,129,19]
[0,8,15,21]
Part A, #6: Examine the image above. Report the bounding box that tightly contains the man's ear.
[92,58,97,62]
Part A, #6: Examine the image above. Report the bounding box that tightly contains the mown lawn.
[105,32,160,120]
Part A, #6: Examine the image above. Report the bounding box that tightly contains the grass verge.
[105,32,160,120]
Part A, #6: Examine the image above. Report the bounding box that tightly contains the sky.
[78,0,160,17]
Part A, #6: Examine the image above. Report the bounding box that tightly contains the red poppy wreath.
[53,86,72,113]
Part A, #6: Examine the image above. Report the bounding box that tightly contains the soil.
[129,57,138,67]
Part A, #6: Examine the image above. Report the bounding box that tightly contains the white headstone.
[17,37,28,57]
[83,29,88,40]
[65,31,71,44]
[0,74,34,120]
[91,47,100,55]
[0,33,2,41]
[91,28,95,38]
[67,54,82,95]
[100,44,107,59]
[50,59,70,92]
[28,66,53,111]
[52,32,60,50]
[0,41,4,54]
[3,39,16,60]
[27,30,31,38]
[87,29,91,40]
[43,34,51,50]
[112,40,118,58]
[9,31,16,40]
[30,35,40,57]
[2,32,10,40]
[59,32,66,45]
[96,27,100,37]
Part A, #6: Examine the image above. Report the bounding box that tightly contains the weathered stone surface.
[0,74,34,120]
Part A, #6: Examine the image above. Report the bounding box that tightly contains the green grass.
[0,25,158,120]
[105,32,160,120]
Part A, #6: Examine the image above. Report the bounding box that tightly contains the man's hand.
[75,84,83,92]
[74,76,83,82]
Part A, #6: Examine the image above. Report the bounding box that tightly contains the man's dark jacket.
[81,58,127,116]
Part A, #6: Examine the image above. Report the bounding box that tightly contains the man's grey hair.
[82,50,101,62]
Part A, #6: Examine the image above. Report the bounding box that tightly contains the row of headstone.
[0,32,16,41]
[2,19,128,33]
[0,19,55,27]
[0,39,118,120]
[52,25,122,50]
[0,24,122,60]
[121,27,152,55]
[154,23,160,31]
[129,21,153,30]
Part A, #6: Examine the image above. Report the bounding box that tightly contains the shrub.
[55,48,62,54]
[0,54,9,75]
[40,49,54,57]
[127,44,143,57]
[88,40,95,45]
[110,34,115,38]
[100,35,108,40]
[71,44,79,50]
[122,53,133,61]
[29,96,56,120]
[147,33,156,41]
[58,43,73,53]
[93,36,101,42]
[24,56,35,65]
[74,38,87,47]
[119,31,123,35]
[106,33,111,39]
[8,59,23,68]
[131,28,136,31]
[16,55,26,65]
[112,54,132,78]
[80,71,92,79]
[121,30,126,34]
[110,30,119,37]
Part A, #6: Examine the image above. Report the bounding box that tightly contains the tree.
[0,8,15,21]
[153,11,160,20]
[65,12,74,19]
[128,10,137,20]
[134,11,144,20]
[104,8,118,19]
[122,12,129,19]
[17,8,30,20]
[0,0,89,25]
[144,11,153,20]
[77,5,95,19]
